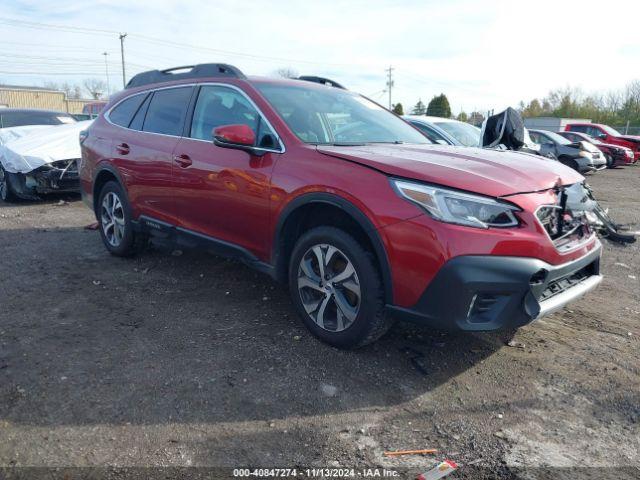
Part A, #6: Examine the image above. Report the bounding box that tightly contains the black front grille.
[538,266,591,302]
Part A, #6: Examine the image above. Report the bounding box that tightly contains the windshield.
[434,121,480,147]
[256,83,429,145]
[601,124,621,136]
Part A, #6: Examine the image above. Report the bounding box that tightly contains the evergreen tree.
[411,99,427,115]
[392,103,404,115]
[457,111,468,122]
[426,94,452,118]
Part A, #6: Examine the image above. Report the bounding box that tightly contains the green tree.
[411,99,426,115]
[457,111,468,122]
[426,94,452,118]
[522,99,544,118]
[392,103,404,115]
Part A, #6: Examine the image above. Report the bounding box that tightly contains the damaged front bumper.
[386,242,602,331]
[6,159,79,199]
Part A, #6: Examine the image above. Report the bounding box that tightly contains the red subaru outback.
[79,64,603,348]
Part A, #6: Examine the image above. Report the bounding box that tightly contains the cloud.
[1,0,638,113]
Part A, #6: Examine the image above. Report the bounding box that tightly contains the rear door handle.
[173,154,192,168]
[115,143,130,155]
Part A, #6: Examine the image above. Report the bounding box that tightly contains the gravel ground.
[0,168,638,479]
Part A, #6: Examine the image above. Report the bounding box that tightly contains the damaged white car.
[0,120,91,201]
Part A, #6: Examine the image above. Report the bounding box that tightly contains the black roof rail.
[297,76,346,90]
[125,63,246,89]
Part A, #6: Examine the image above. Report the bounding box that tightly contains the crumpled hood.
[317,144,584,197]
[0,120,92,174]
[0,125,52,147]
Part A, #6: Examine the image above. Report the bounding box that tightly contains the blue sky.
[1,0,639,114]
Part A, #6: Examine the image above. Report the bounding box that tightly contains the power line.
[0,16,369,70]
[0,18,117,36]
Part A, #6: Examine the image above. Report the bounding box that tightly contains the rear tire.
[288,226,393,349]
[0,165,17,202]
[96,181,147,257]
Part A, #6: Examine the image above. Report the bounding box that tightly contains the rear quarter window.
[109,94,147,127]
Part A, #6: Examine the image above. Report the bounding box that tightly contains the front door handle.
[115,143,130,155]
[173,154,192,168]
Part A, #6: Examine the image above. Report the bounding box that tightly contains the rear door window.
[142,87,193,136]
[109,94,147,127]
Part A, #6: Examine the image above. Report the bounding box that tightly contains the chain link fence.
[611,125,640,135]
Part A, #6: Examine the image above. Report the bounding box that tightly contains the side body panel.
[171,136,278,259]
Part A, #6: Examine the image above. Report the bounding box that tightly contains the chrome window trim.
[103,82,285,153]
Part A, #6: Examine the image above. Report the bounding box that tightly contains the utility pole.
[385,66,394,110]
[102,52,110,96]
[119,33,127,88]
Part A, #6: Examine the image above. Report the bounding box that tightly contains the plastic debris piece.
[84,222,99,230]
[384,449,437,457]
[416,460,458,480]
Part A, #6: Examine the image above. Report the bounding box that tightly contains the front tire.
[559,157,580,172]
[288,226,393,349]
[96,181,146,256]
[604,154,613,168]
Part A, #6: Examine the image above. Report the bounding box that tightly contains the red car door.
[113,86,193,225]
[171,84,283,259]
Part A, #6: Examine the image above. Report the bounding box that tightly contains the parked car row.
[528,129,607,173]
[558,131,635,167]
[402,113,638,175]
[563,122,640,163]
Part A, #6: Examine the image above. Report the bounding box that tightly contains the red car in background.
[564,123,640,163]
[82,101,107,118]
[558,131,635,167]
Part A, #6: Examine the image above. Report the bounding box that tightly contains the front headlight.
[578,151,592,158]
[391,179,520,229]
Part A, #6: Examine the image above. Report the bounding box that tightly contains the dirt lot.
[0,168,638,479]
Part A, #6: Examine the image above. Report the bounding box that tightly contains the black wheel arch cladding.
[273,192,393,304]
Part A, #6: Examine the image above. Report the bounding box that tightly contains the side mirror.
[213,124,258,153]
